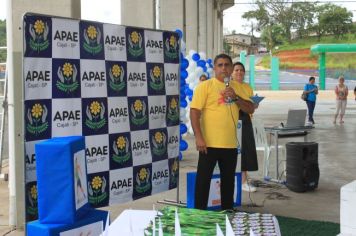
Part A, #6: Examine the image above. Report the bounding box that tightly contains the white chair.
[251,118,286,180]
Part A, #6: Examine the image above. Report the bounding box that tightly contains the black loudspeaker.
[286,142,319,193]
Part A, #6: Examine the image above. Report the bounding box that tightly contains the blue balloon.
[192,53,200,61]
[180,87,186,95]
[180,139,188,151]
[180,78,187,87]
[202,65,207,72]
[207,58,212,64]
[175,29,183,39]
[188,94,193,101]
[180,99,188,108]
[197,60,206,67]
[185,87,193,96]
[179,152,183,160]
[180,70,188,80]
[180,58,189,70]
[208,63,213,68]
[180,123,188,134]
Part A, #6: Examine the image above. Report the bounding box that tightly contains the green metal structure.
[271,57,279,90]
[311,44,356,90]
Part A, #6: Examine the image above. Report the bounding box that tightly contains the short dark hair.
[214,53,232,65]
[309,76,315,81]
[233,62,245,72]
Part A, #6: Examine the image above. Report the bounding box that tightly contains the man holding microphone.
[190,53,254,210]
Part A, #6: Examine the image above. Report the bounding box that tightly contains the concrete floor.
[0,90,355,235]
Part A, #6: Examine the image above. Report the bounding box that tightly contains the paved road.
[251,69,356,90]
[243,55,356,90]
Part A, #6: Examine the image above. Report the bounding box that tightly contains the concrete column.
[159,0,183,32]
[121,0,154,28]
[206,0,214,58]
[198,0,207,54]
[7,0,81,229]
[213,6,220,56]
[185,0,198,52]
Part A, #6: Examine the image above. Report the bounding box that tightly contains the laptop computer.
[285,109,307,128]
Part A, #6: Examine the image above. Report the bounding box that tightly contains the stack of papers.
[250,95,265,104]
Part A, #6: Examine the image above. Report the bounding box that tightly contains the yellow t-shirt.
[190,78,251,148]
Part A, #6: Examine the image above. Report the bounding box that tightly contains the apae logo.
[130,99,147,125]
[26,103,49,135]
[151,131,167,156]
[128,31,143,57]
[112,136,131,164]
[149,66,164,91]
[164,35,179,60]
[56,62,79,93]
[28,19,50,52]
[135,168,151,193]
[88,176,108,205]
[27,184,38,216]
[85,101,106,130]
[170,160,179,186]
[167,97,179,123]
[83,25,103,55]
[108,64,125,92]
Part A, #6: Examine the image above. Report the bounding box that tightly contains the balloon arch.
[176,29,214,160]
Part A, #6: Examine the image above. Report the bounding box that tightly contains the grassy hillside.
[259,34,356,70]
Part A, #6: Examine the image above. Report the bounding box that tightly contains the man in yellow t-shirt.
[190,53,254,210]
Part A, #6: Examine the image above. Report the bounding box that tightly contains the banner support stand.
[157,160,187,207]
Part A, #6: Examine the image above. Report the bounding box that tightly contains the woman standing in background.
[304,77,318,124]
[231,62,258,192]
[334,76,348,124]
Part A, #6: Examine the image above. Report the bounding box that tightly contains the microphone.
[223,77,230,87]
[223,77,232,103]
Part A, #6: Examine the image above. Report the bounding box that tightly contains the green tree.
[261,24,284,50]
[319,4,353,39]
[0,20,6,63]
[290,2,315,39]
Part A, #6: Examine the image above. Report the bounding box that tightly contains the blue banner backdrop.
[23,13,180,221]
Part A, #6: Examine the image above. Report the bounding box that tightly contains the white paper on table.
[100,211,110,236]
[225,215,234,236]
[175,208,182,236]
[108,210,158,236]
[216,223,224,236]
[158,218,163,236]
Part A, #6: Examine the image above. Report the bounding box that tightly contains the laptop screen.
[285,109,307,127]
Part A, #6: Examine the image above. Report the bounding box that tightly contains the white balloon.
[187,66,195,75]
[199,52,206,60]
[189,50,196,57]
[188,126,194,135]
[207,68,214,76]
[180,41,186,54]
[188,82,196,90]
[194,68,204,78]
[180,116,188,123]
[180,108,186,117]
